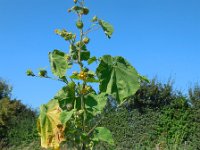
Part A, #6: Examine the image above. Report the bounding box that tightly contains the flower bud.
[83,7,89,15]
[83,37,90,44]
[76,20,83,29]
[26,69,35,76]
[66,103,73,111]
[39,69,47,77]
[92,16,98,22]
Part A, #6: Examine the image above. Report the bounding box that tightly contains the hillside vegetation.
[0,78,39,149]
[0,78,200,150]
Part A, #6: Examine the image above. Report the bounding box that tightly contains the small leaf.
[139,75,150,83]
[88,56,97,65]
[54,82,76,109]
[85,93,107,116]
[99,20,114,38]
[49,50,71,78]
[60,109,75,124]
[80,51,90,61]
[93,127,114,146]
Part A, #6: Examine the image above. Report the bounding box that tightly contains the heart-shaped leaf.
[49,50,71,78]
[96,55,140,105]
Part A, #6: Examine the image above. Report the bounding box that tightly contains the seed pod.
[92,16,98,22]
[77,109,84,115]
[83,7,89,15]
[75,41,84,48]
[26,69,35,76]
[66,103,73,111]
[72,6,79,11]
[76,20,83,29]
[67,9,71,13]
[83,37,90,44]
[74,0,78,3]
[39,69,47,77]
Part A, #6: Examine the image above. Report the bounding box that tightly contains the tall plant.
[27,0,145,149]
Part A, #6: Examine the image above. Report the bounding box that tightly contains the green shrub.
[0,79,39,149]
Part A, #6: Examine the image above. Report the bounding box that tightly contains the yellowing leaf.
[37,99,66,149]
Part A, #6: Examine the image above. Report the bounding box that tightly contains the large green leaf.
[37,99,65,149]
[85,92,108,116]
[99,20,114,38]
[49,49,71,78]
[54,82,76,109]
[92,127,114,146]
[96,55,140,105]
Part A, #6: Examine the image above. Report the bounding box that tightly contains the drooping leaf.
[96,55,140,105]
[138,74,150,83]
[49,50,71,78]
[37,99,65,149]
[99,20,114,38]
[60,109,75,124]
[85,92,107,116]
[54,82,76,110]
[88,56,97,65]
[92,127,114,146]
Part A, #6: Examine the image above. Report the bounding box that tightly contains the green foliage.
[54,81,76,110]
[98,20,114,38]
[93,80,200,150]
[0,78,12,99]
[49,50,71,78]
[0,79,38,149]
[27,0,142,149]
[156,98,191,149]
[92,127,114,146]
[60,109,75,124]
[189,84,200,108]
[127,78,177,111]
[96,55,140,105]
[85,93,108,116]
[95,108,159,149]
[1,78,200,149]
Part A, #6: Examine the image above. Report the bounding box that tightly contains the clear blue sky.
[0,0,200,108]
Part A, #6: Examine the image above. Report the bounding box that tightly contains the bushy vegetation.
[0,79,39,149]
[1,78,200,149]
[94,79,200,150]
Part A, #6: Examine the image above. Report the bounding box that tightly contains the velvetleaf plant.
[26,0,147,149]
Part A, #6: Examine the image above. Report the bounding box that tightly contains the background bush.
[0,79,39,149]
[1,78,200,150]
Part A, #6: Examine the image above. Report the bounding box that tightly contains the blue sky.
[0,0,200,108]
